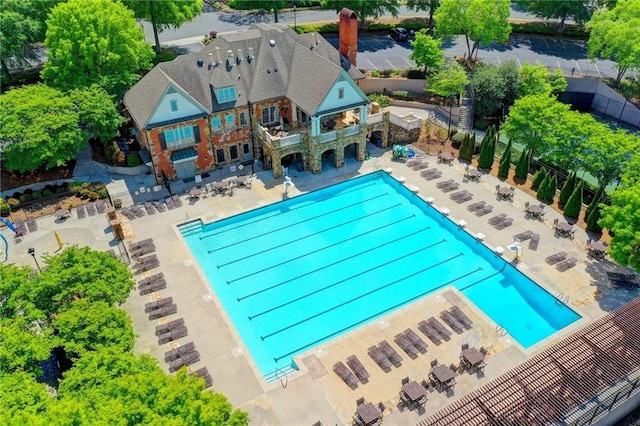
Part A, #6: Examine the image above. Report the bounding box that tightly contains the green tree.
[52,300,135,358]
[0,84,85,173]
[471,63,506,122]
[585,184,605,221]
[321,0,400,29]
[514,0,596,35]
[586,199,604,234]
[427,61,469,137]
[580,127,639,188]
[477,125,496,169]
[545,109,598,172]
[564,181,583,219]
[42,0,154,97]
[537,172,552,201]
[531,167,547,190]
[434,0,511,67]
[409,30,444,74]
[458,133,474,162]
[518,63,568,97]
[0,317,53,375]
[497,138,512,179]
[599,186,640,270]
[0,371,51,423]
[32,246,135,316]
[406,0,440,28]
[122,0,201,54]
[558,171,576,208]
[69,85,124,144]
[587,0,640,84]
[514,148,530,180]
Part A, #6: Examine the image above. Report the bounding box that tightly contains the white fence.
[389,112,423,130]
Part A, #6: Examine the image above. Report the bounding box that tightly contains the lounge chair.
[169,350,200,372]
[427,317,452,340]
[440,310,464,334]
[144,297,174,313]
[144,202,156,215]
[606,271,640,288]
[467,201,486,212]
[455,192,473,203]
[164,342,196,362]
[138,272,165,289]
[132,206,146,218]
[556,258,577,272]
[76,205,87,219]
[449,190,470,201]
[27,217,38,232]
[378,340,403,366]
[436,179,455,188]
[189,367,213,388]
[495,218,513,229]
[406,159,422,167]
[475,205,494,216]
[514,231,533,241]
[412,162,430,171]
[488,213,507,225]
[545,251,567,265]
[86,202,97,216]
[148,303,177,320]
[121,207,137,221]
[153,201,167,212]
[368,345,392,371]
[131,246,156,259]
[14,218,27,236]
[333,361,358,387]
[172,195,183,207]
[129,238,154,251]
[165,197,175,210]
[157,325,188,344]
[528,233,540,250]
[155,318,185,336]
[394,333,419,358]
[418,320,442,344]
[404,328,428,353]
[96,200,107,214]
[449,307,473,329]
[441,182,460,193]
[346,355,370,382]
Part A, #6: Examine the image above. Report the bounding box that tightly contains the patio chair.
[144,297,174,313]
[528,233,540,251]
[153,201,167,212]
[449,306,473,329]
[418,320,442,345]
[404,328,428,353]
[164,342,196,362]
[467,201,486,212]
[157,325,188,344]
[148,303,178,320]
[488,213,507,225]
[556,258,577,272]
[169,350,200,372]
[76,205,87,219]
[172,195,183,207]
[27,218,38,232]
[427,317,452,340]
[132,206,146,218]
[545,251,567,265]
[394,333,419,358]
[440,310,464,334]
[514,230,533,241]
[155,317,185,336]
[144,202,156,215]
[495,218,513,230]
[368,345,392,371]
[129,238,154,251]
[379,340,403,366]
[333,361,358,388]
[495,184,500,193]
[189,367,213,388]
[14,218,27,236]
[412,162,429,171]
[474,205,494,216]
[346,355,370,382]
[85,202,97,216]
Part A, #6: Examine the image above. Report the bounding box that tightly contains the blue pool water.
[179,172,580,376]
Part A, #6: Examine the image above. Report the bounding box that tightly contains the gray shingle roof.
[124,23,365,129]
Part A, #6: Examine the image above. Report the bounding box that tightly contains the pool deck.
[5,143,638,425]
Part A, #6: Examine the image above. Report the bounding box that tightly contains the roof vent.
[226,50,234,68]
[274,68,278,72]
[314,33,319,45]
[236,48,242,65]
[267,69,271,74]
[269,39,276,47]
[248,47,254,62]
[196,59,204,67]
[215,47,221,64]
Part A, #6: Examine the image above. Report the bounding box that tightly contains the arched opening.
[368,130,383,148]
[280,152,304,176]
[321,148,336,171]
[344,142,358,162]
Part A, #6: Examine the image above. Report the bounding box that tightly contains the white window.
[170,99,178,112]
[211,117,222,132]
[338,88,344,99]
[162,125,196,149]
[225,114,235,129]
[261,106,278,125]
[239,111,248,127]
[217,87,236,103]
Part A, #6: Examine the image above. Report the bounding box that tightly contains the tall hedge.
[564,181,583,219]
[458,133,474,162]
[531,168,547,190]
[586,202,603,233]
[584,184,604,221]
[477,127,496,169]
[537,173,552,202]
[558,171,576,208]
[497,139,512,179]
[514,148,529,180]
[548,173,557,203]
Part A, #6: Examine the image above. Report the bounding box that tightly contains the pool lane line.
[225,203,406,284]
[260,251,464,341]
[236,226,431,302]
[457,264,506,292]
[219,204,410,268]
[247,236,445,319]
[207,193,391,251]
[199,182,381,240]
[271,266,483,362]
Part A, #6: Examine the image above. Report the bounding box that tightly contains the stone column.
[271,152,282,179]
[359,106,367,124]
[311,116,321,136]
[310,150,322,174]
[334,145,345,168]
[357,139,366,161]
[381,110,390,148]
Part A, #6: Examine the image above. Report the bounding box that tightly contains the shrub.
[458,133,474,162]
[406,69,426,79]
[43,189,53,197]
[126,152,142,167]
[531,168,547,190]
[31,191,42,200]
[0,199,10,216]
[586,203,603,233]
[584,184,604,221]
[514,149,530,179]
[449,126,458,137]
[7,198,20,211]
[370,70,380,77]
[367,92,390,107]
[380,69,393,78]
[452,132,466,143]
[96,188,109,199]
[558,171,576,208]
[79,189,92,199]
[19,194,32,203]
[391,90,411,99]
[497,139,512,179]
[68,181,83,188]
[56,187,67,194]
[564,182,583,219]
[89,191,99,201]
[477,127,496,169]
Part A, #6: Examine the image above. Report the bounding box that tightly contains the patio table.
[465,169,481,181]
[438,152,454,164]
[357,402,382,425]
[497,187,513,200]
[556,221,573,237]
[402,381,426,403]
[526,205,544,219]
[461,348,484,368]
[588,241,606,259]
[55,208,71,219]
[188,188,201,198]
[431,364,455,387]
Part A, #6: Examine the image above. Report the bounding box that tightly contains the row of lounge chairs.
[466,201,494,217]
[138,272,167,295]
[418,317,452,345]
[436,179,459,193]
[394,328,429,359]
[133,253,160,274]
[449,190,473,204]
[120,196,184,221]
[488,213,513,229]
[440,307,473,334]
[420,168,443,180]
[75,200,109,220]
[546,251,577,271]
[514,230,540,251]
[333,355,369,388]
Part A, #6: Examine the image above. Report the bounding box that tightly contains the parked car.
[390,27,409,42]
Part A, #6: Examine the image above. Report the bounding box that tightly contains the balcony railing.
[320,131,337,143]
[343,125,360,137]
[279,133,300,147]
[368,112,383,124]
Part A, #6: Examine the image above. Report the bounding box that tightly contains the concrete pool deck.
[4,143,638,425]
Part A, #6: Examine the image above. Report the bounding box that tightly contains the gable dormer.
[147,85,208,127]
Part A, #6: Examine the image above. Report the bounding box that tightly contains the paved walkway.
[3,141,637,426]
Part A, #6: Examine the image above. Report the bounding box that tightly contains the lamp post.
[28,247,41,272]
[293,5,297,32]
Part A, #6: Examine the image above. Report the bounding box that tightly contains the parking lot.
[325,33,619,79]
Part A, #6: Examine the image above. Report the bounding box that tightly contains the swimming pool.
[179,172,580,376]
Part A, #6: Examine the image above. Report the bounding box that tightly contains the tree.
[42,0,154,97]
[599,186,640,270]
[514,148,530,180]
[458,133,474,162]
[321,0,400,29]
[531,167,547,190]
[477,125,496,169]
[585,184,605,221]
[69,85,124,144]
[0,84,85,173]
[586,199,604,234]
[471,63,506,122]
[434,0,511,67]
[0,371,51,423]
[0,317,53,375]
[537,172,552,202]
[564,181,583,219]
[558,171,576,208]
[122,0,201,54]
[31,246,135,316]
[52,300,135,358]
[514,0,596,35]
[409,30,444,74]
[587,0,640,84]
[579,127,639,188]
[427,61,469,137]
[545,109,598,172]
[406,0,440,28]
[497,139,512,179]
[519,63,568,97]
[0,0,60,82]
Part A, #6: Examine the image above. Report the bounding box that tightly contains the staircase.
[458,96,474,133]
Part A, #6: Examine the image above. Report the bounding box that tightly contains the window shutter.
[159,132,166,150]
[193,125,201,143]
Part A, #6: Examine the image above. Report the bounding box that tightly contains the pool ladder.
[495,325,507,337]
[556,292,570,304]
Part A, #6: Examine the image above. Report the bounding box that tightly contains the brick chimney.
[339,8,358,67]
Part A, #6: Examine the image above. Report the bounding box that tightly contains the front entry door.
[175,160,196,180]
